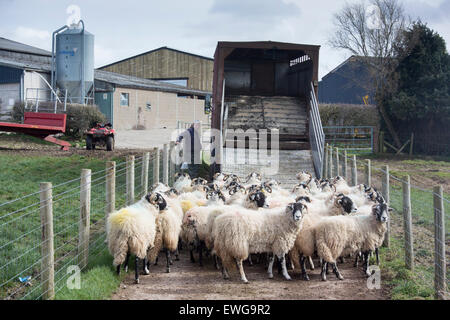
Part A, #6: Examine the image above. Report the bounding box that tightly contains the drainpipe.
[51,24,69,101]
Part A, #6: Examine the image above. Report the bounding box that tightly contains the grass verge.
[55,248,125,300]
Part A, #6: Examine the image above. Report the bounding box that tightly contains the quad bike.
[85,122,115,151]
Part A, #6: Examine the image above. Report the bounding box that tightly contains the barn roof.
[0,37,52,57]
[0,55,210,96]
[94,70,211,96]
[99,46,214,70]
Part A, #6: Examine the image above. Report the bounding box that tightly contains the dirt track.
[111,250,388,300]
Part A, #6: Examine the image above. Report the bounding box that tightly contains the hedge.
[13,102,106,139]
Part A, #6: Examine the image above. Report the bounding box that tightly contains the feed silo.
[54,21,94,104]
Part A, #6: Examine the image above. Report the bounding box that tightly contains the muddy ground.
[111,251,388,300]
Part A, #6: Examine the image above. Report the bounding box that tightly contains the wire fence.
[0,142,178,300]
[323,144,448,300]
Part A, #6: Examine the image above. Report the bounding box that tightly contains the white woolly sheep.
[314,203,390,281]
[213,202,307,283]
[106,192,166,283]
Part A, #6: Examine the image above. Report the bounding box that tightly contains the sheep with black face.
[213,202,307,283]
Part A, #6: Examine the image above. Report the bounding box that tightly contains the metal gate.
[323,126,374,153]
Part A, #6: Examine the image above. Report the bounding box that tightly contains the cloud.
[94,44,116,67]
[209,0,300,20]
[14,26,51,42]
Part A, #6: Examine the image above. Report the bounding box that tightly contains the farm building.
[318,55,374,104]
[94,70,210,130]
[99,46,214,92]
[0,37,210,130]
[0,37,53,119]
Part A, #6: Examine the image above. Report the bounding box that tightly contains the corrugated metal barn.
[318,55,374,104]
[99,46,214,92]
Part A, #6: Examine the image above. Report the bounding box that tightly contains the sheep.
[243,172,262,189]
[289,194,357,280]
[181,190,226,267]
[106,192,166,284]
[146,193,182,273]
[173,172,193,193]
[314,202,390,281]
[212,202,307,283]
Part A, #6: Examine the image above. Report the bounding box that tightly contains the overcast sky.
[1,0,449,79]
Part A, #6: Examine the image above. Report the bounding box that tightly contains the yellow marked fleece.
[109,208,132,226]
[181,200,206,213]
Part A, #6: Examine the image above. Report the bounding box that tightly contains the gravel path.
[111,250,389,300]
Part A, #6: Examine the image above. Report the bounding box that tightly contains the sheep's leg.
[116,264,121,275]
[123,252,130,273]
[214,254,221,270]
[339,256,345,264]
[286,255,293,270]
[325,261,330,274]
[375,247,379,265]
[236,259,249,284]
[267,253,275,279]
[198,242,203,267]
[307,256,315,270]
[189,248,196,263]
[331,262,344,280]
[174,248,180,261]
[276,255,282,275]
[142,257,150,275]
[178,237,183,251]
[134,256,140,284]
[363,251,371,277]
[154,255,159,266]
[278,254,291,280]
[222,265,230,280]
[247,254,253,266]
[300,255,310,281]
[165,248,171,273]
[354,252,361,267]
[321,262,328,281]
[319,257,324,267]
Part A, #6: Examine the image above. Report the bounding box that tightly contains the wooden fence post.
[40,182,54,300]
[328,146,333,178]
[351,155,357,186]
[433,186,446,299]
[343,149,348,180]
[335,147,340,176]
[379,131,385,153]
[365,159,371,186]
[79,169,91,270]
[153,147,160,184]
[323,144,329,179]
[141,152,149,195]
[403,175,414,270]
[163,143,169,185]
[126,155,135,206]
[106,161,115,219]
[382,165,390,247]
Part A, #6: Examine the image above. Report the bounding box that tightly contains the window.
[146,103,152,111]
[120,93,129,106]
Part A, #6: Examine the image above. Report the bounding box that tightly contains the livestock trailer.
[210,41,324,185]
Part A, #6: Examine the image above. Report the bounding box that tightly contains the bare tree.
[329,0,409,148]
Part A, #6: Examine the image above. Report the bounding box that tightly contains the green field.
[0,153,150,299]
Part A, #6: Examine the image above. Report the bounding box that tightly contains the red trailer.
[0,112,71,150]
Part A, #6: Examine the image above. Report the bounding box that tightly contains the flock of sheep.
[106,170,390,285]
